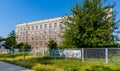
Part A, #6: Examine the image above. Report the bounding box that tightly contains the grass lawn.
[0,53,120,71]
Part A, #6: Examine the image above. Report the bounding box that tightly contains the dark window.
[36,25,38,29]
[59,22,62,27]
[44,30,47,34]
[32,26,34,30]
[54,23,57,27]
[49,29,52,33]
[32,37,34,40]
[49,23,52,28]
[40,25,42,29]
[24,27,26,30]
[44,24,47,28]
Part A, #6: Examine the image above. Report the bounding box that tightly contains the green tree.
[21,43,31,51]
[21,43,31,60]
[5,30,17,52]
[16,43,24,51]
[0,36,6,42]
[17,42,31,51]
[47,40,58,49]
[63,0,117,48]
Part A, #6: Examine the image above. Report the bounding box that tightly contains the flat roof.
[16,17,62,27]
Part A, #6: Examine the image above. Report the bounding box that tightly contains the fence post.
[105,48,108,64]
[82,48,84,62]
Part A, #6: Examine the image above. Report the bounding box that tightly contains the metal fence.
[32,48,120,64]
[83,48,120,64]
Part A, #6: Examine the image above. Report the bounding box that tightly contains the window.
[40,36,42,40]
[32,37,34,40]
[35,36,38,40]
[40,25,42,29]
[40,41,42,45]
[28,37,31,40]
[28,27,30,30]
[23,27,26,30]
[49,23,52,28]
[59,22,62,27]
[32,42,34,45]
[49,29,52,33]
[60,28,63,33]
[45,35,47,39]
[20,28,22,31]
[49,35,52,39]
[40,30,43,34]
[54,29,58,33]
[44,30,47,34]
[23,32,26,35]
[36,42,38,45]
[20,33,22,36]
[36,31,39,34]
[59,34,63,38]
[32,26,34,30]
[36,25,38,29]
[19,37,21,40]
[54,35,57,39]
[32,32,35,34]
[44,24,47,28]
[36,36,38,40]
[18,33,20,36]
[54,23,57,27]
[42,36,45,39]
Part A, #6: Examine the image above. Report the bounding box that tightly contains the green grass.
[84,56,120,65]
[0,53,120,71]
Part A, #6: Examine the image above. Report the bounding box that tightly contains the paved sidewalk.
[0,61,33,71]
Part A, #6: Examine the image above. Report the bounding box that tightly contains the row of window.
[17,28,63,36]
[17,34,63,41]
[17,22,63,31]
[27,41,62,46]
[28,42,45,46]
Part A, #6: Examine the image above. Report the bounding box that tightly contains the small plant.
[21,43,31,60]
[32,64,63,71]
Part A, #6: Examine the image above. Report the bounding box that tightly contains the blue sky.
[0,0,120,38]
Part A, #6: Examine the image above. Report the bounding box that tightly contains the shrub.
[32,64,63,71]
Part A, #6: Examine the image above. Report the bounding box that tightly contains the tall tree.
[47,40,58,49]
[63,0,117,48]
[5,30,16,48]
[0,36,6,42]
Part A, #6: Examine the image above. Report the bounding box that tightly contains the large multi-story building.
[16,17,64,49]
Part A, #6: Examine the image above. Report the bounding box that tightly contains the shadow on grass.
[25,56,65,65]
[85,65,120,71]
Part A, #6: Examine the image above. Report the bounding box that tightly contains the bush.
[32,64,63,71]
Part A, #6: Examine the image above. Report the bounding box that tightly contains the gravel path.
[0,61,33,71]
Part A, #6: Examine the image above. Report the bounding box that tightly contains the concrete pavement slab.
[0,61,33,71]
